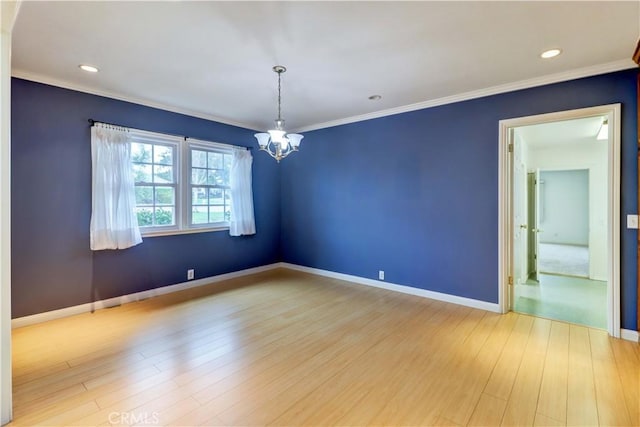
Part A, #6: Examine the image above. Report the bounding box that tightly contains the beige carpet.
[538,243,589,277]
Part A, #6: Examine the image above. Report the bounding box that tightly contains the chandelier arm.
[260,144,280,162]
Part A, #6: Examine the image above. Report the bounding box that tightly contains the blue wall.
[11,70,639,331]
[280,69,639,330]
[11,78,281,318]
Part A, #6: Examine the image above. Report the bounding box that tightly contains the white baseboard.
[13,261,638,343]
[621,329,639,343]
[279,262,501,313]
[11,263,281,329]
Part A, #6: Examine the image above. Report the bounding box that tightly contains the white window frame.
[130,130,236,237]
[184,138,233,232]
[131,130,182,235]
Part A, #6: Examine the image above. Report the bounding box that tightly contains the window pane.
[132,143,152,163]
[133,164,152,183]
[191,168,207,185]
[154,207,174,225]
[209,188,224,205]
[192,150,207,168]
[208,169,227,186]
[223,154,232,171]
[135,207,153,227]
[135,186,153,205]
[155,187,174,205]
[208,152,223,169]
[154,145,173,165]
[192,187,207,205]
[154,165,173,184]
[209,205,225,223]
[192,206,208,224]
[221,168,230,186]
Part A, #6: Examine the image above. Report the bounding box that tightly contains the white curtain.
[90,125,142,250]
[229,148,256,236]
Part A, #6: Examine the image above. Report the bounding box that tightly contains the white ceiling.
[516,116,606,149]
[11,1,640,132]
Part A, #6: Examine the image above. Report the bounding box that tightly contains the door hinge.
[508,143,514,153]
[508,276,513,285]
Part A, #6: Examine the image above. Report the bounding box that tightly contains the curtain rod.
[88,119,252,150]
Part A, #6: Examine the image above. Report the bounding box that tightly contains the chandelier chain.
[277,71,282,121]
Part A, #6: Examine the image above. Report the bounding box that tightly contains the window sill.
[141,225,229,238]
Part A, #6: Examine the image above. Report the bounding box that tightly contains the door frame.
[498,104,621,337]
[0,1,20,424]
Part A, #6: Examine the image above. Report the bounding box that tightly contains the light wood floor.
[8,269,639,426]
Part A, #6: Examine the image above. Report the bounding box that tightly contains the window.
[132,140,177,228]
[129,131,234,236]
[189,145,232,226]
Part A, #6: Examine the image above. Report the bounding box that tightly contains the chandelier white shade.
[254,66,303,162]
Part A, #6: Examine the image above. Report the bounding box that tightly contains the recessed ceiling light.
[540,49,562,59]
[368,95,382,101]
[79,64,99,73]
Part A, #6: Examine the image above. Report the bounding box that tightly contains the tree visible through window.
[132,142,176,227]
[128,130,236,235]
[190,148,232,225]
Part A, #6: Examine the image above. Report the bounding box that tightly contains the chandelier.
[254,65,303,162]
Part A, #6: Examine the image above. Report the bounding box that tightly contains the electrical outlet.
[187,269,194,280]
[378,270,385,281]
[627,214,638,229]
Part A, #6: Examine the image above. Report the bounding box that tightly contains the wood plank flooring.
[8,269,640,426]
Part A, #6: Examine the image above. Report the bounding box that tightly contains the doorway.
[499,104,621,337]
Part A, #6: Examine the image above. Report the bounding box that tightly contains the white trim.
[1,1,20,423]
[11,263,281,329]
[13,60,635,135]
[291,59,636,133]
[498,104,622,338]
[141,225,229,238]
[620,329,640,343]
[280,263,501,313]
[498,125,510,314]
[11,69,259,131]
[186,137,237,153]
[13,260,631,342]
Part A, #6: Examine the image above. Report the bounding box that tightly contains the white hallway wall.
[539,169,589,245]
[528,140,608,281]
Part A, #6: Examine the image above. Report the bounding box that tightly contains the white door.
[527,172,537,281]
[535,168,542,279]
[512,134,528,287]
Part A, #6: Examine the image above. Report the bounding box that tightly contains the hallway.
[515,273,607,329]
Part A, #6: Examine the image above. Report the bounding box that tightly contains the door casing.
[498,104,621,337]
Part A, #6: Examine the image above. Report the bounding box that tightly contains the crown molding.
[13,59,637,135]
[291,59,638,133]
[11,69,260,131]
[1,0,22,33]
